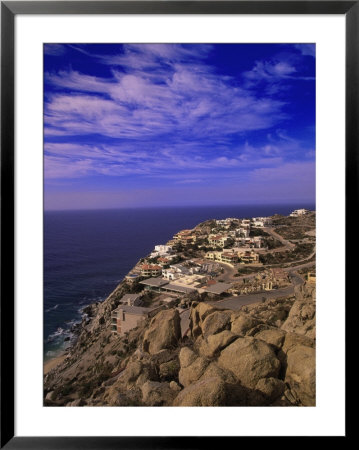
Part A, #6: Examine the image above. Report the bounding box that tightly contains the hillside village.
[44,209,316,407]
[110,209,315,338]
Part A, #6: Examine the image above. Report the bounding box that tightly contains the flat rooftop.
[140,278,169,288]
[163,283,196,294]
[203,282,232,295]
[114,305,160,315]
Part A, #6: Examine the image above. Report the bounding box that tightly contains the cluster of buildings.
[111,213,312,338]
[290,209,310,217]
[229,268,290,295]
[205,248,260,265]
[140,274,231,298]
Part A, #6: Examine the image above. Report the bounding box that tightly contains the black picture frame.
[1,1,353,447]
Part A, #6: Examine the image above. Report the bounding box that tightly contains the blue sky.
[44,43,315,210]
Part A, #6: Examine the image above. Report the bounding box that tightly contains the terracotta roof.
[141,264,162,270]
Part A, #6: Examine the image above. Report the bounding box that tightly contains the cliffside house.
[111,305,161,336]
[205,251,222,261]
[162,268,180,281]
[154,244,172,254]
[238,249,259,264]
[220,251,239,264]
[180,235,196,245]
[125,273,141,284]
[290,209,309,217]
[208,235,229,248]
[140,264,162,277]
[174,229,193,241]
[119,293,142,306]
[140,277,169,292]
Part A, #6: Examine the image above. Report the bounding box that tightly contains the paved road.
[283,260,315,272]
[208,271,305,311]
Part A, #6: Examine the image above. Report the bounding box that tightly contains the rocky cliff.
[44,282,315,407]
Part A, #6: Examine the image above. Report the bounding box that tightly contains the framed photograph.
[1,1,352,446]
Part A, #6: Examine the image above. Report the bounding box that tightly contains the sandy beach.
[44,353,67,375]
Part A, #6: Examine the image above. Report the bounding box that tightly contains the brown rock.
[281,297,316,337]
[282,333,315,354]
[66,398,86,407]
[173,377,227,406]
[169,381,182,392]
[201,311,231,338]
[231,315,259,336]
[285,345,315,406]
[200,361,237,384]
[179,347,197,368]
[159,359,180,381]
[196,303,218,323]
[254,329,286,348]
[217,337,281,388]
[119,361,143,384]
[179,355,210,387]
[143,309,181,355]
[255,377,286,402]
[198,331,238,358]
[141,381,176,406]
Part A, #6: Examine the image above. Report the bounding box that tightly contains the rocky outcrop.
[178,352,210,387]
[141,381,176,406]
[196,331,238,358]
[231,314,260,336]
[255,377,286,403]
[254,328,286,349]
[143,309,181,355]
[201,311,231,338]
[44,276,315,407]
[281,285,316,338]
[285,345,316,405]
[173,377,228,406]
[217,337,281,388]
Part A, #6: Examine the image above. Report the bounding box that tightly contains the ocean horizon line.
[44,202,316,213]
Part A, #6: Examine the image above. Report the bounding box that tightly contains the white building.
[154,245,172,254]
[290,209,309,217]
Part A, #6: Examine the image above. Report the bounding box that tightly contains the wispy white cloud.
[44,42,315,208]
[44,44,67,56]
[294,44,316,58]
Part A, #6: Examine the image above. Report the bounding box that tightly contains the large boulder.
[201,311,232,338]
[173,377,228,406]
[197,331,238,358]
[285,345,315,406]
[119,361,143,384]
[281,333,315,355]
[141,381,176,406]
[254,329,286,349]
[217,337,281,388]
[200,361,237,384]
[231,315,259,336]
[255,377,286,403]
[179,347,197,368]
[179,355,210,387]
[159,359,180,381]
[143,309,181,355]
[281,297,316,338]
[194,303,218,323]
[189,303,219,338]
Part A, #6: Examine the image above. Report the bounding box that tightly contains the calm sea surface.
[44,204,314,359]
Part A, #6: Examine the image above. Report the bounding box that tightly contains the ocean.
[44,204,314,359]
